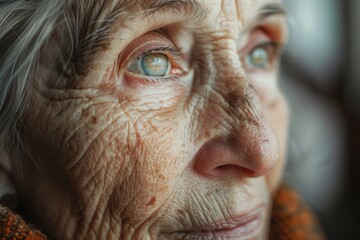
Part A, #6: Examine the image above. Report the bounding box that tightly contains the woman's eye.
[244,42,283,71]
[246,46,270,69]
[128,53,170,77]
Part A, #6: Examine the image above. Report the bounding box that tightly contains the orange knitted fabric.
[269,186,325,240]
[0,185,324,239]
[0,206,46,240]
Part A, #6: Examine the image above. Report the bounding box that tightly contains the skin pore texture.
[12,0,288,239]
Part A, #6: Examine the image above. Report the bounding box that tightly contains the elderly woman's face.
[19,0,288,239]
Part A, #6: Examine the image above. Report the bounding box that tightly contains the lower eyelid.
[124,71,181,87]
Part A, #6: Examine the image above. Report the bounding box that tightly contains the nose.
[193,120,279,178]
[193,84,280,179]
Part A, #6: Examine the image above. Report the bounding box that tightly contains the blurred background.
[281,0,360,239]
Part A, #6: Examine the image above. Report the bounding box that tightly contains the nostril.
[214,165,236,175]
[214,165,257,178]
[193,130,278,179]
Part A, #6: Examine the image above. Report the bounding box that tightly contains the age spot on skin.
[92,116,98,124]
[146,196,157,206]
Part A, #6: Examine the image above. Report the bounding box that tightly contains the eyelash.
[136,45,182,62]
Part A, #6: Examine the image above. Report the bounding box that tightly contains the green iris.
[246,47,269,69]
[141,53,170,76]
[128,53,170,77]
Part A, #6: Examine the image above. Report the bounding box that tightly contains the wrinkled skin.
[13,0,288,239]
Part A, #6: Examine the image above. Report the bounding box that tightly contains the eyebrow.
[258,2,287,18]
[90,1,285,46]
[244,3,287,31]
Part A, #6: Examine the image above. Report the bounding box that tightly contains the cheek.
[264,93,289,193]
[22,83,194,223]
[108,126,193,222]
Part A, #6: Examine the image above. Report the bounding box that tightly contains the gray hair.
[0,0,63,170]
[0,0,126,171]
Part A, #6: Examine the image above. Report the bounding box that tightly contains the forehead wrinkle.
[119,0,209,27]
[221,0,240,26]
[100,0,208,28]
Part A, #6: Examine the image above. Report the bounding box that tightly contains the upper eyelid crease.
[241,3,287,35]
[135,45,183,62]
[84,0,208,55]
